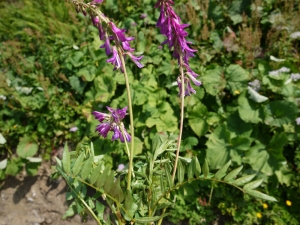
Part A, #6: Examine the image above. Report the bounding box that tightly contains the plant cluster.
[1,0,300,224]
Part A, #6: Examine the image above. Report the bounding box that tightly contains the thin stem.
[158,56,185,225]
[120,124,135,178]
[171,56,185,181]
[118,47,134,190]
[65,176,102,225]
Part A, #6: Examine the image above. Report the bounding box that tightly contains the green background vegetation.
[1,0,300,224]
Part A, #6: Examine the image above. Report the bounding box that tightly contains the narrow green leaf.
[124,190,133,211]
[62,201,76,219]
[177,160,185,183]
[165,169,173,189]
[243,179,263,190]
[108,177,124,203]
[72,152,85,176]
[96,167,110,188]
[80,157,93,180]
[153,139,173,161]
[232,174,256,186]
[214,160,231,179]
[160,174,165,194]
[90,163,102,185]
[224,166,243,181]
[96,201,105,220]
[62,143,70,174]
[192,156,201,177]
[187,162,194,179]
[55,156,62,169]
[103,171,114,194]
[202,159,209,178]
[245,189,277,202]
[134,215,168,223]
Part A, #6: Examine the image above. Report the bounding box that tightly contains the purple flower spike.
[92,106,131,143]
[155,0,201,96]
[107,47,122,70]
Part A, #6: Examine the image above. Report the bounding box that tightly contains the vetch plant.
[54,1,277,224]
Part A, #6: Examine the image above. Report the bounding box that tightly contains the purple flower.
[177,77,196,97]
[126,52,144,68]
[100,33,112,55]
[90,0,104,5]
[69,127,78,132]
[107,47,122,71]
[117,164,125,171]
[92,106,131,143]
[140,14,147,19]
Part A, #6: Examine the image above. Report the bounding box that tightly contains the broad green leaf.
[246,189,277,202]
[26,162,40,176]
[208,2,224,25]
[69,75,86,95]
[243,179,263,190]
[206,125,249,169]
[214,160,231,179]
[72,152,85,176]
[192,156,201,177]
[238,91,263,124]
[224,166,243,182]
[232,174,256,186]
[124,190,133,211]
[16,136,38,158]
[264,101,298,127]
[80,157,93,180]
[62,143,70,174]
[94,74,117,103]
[225,64,249,94]
[268,132,287,160]
[188,102,209,137]
[201,65,225,96]
[227,112,252,137]
[202,159,209,178]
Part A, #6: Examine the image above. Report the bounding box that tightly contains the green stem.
[120,124,135,178]
[158,56,185,225]
[118,47,134,190]
[172,55,185,181]
[65,176,102,225]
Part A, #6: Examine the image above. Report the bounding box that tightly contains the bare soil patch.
[0,163,97,225]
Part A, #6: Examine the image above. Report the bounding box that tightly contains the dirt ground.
[0,162,97,225]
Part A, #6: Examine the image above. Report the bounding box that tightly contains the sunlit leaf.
[224,166,243,182]
[243,179,263,190]
[80,157,93,180]
[72,152,85,176]
[214,160,231,179]
[232,174,256,186]
[246,189,277,202]
[202,159,209,178]
[62,143,70,174]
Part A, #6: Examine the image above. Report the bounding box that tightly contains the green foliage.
[56,138,275,224]
[1,0,300,224]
